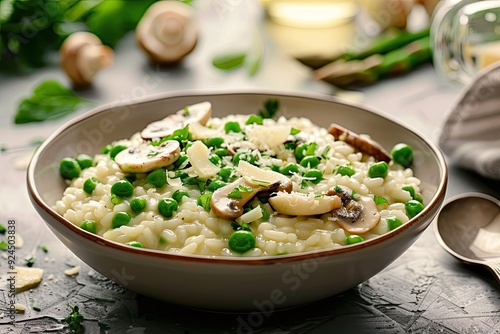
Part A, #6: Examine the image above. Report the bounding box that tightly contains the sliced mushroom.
[269,192,341,216]
[211,162,292,220]
[328,123,391,162]
[141,102,212,139]
[114,140,180,173]
[60,31,114,87]
[327,186,381,234]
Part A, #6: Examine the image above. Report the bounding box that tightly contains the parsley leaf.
[14,80,91,124]
[374,195,388,205]
[65,304,84,334]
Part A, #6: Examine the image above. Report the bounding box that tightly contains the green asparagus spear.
[314,36,431,87]
[297,27,429,69]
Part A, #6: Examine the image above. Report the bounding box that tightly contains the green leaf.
[212,51,247,70]
[374,195,388,205]
[14,80,90,124]
[259,99,280,119]
[0,241,7,250]
[0,0,15,23]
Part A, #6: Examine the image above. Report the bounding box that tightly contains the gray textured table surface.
[1,2,500,333]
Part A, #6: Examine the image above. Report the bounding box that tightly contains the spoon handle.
[487,262,500,285]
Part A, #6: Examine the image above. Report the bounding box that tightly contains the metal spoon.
[434,192,500,284]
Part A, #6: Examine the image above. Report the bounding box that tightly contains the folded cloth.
[439,62,500,180]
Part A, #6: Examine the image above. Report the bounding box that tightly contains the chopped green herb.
[238,184,252,193]
[183,106,189,115]
[0,224,5,234]
[227,188,242,199]
[65,304,84,334]
[351,190,361,200]
[321,146,331,159]
[250,179,271,187]
[259,99,280,119]
[14,80,91,124]
[374,196,388,205]
[95,297,115,303]
[33,306,41,312]
[147,151,159,157]
[25,257,35,267]
[0,241,7,250]
[197,193,212,212]
[98,322,111,330]
[39,245,48,253]
[290,128,301,135]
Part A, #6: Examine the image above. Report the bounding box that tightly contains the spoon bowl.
[434,192,500,284]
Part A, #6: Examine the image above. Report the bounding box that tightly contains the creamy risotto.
[54,101,424,256]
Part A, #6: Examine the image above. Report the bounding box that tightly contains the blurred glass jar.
[431,0,500,87]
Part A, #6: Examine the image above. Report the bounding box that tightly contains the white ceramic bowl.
[28,91,447,311]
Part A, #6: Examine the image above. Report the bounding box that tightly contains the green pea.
[245,114,263,125]
[228,230,256,253]
[174,153,188,168]
[147,169,167,188]
[213,148,229,157]
[83,177,99,194]
[402,185,423,203]
[387,216,403,231]
[346,235,364,245]
[109,144,128,160]
[111,180,134,197]
[207,180,226,192]
[76,154,93,169]
[337,165,355,177]
[172,189,190,204]
[300,155,320,168]
[405,200,424,218]
[59,158,81,179]
[218,166,236,182]
[126,241,144,248]
[294,143,309,161]
[130,198,147,213]
[224,121,241,133]
[391,143,413,168]
[206,137,224,148]
[304,169,323,184]
[209,154,222,166]
[101,144,112,154]
[232,151,256,166]
[80,220,97,233]
[158,198,178,218]
[368,161,389,178]
[112,212,131,228]
[280,163,299,175]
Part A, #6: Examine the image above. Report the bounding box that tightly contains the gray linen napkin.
[439,62,500,180]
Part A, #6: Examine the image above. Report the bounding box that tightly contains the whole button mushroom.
[60,31,114,87]
[136,1,198,64]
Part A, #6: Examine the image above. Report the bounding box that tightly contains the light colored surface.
[1,0,500,332]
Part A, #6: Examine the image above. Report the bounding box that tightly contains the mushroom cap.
[141,101,212,140]
[136,1,198,64]
[60,31,114,87]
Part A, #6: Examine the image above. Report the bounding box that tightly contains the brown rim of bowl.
[27,89,448,266]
